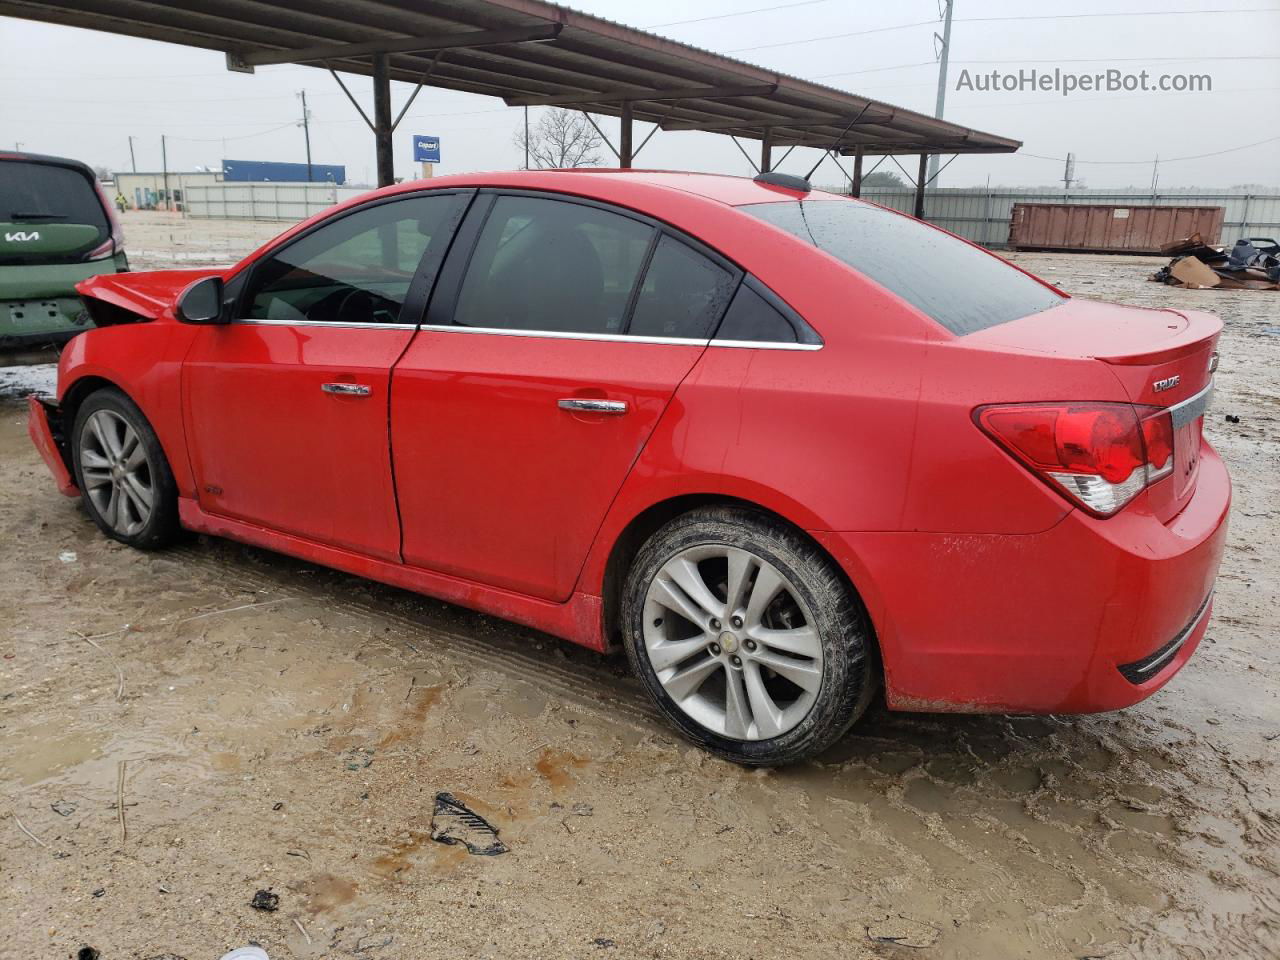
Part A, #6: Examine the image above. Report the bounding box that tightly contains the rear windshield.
[741,199,1063,335]
[1,160,109,229]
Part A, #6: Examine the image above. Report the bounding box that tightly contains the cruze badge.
[1152,375,1181,393]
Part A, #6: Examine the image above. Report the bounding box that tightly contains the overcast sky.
[2,0,1278,189]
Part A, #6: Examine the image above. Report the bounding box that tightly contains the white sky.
[2,0,1278,189]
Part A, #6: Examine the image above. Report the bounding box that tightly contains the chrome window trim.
[416,323,821,350]
[1168,380,1214,429]
[227,318,823,349]
[418,323,707,346]
[711,339,823,352]
[234,318,420,330]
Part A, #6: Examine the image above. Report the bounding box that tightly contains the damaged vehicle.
[28,170,1230,765]
[1,152,128,350]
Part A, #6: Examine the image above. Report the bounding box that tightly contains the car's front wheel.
[622,506,877,766]
[71,387,180,549]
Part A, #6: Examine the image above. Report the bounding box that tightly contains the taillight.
[975,402,1175,517]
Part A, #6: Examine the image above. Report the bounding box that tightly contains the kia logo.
[4,230,40,242]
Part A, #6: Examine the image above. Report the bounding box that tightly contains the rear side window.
[630,235,736,339]
[243,194,457,325]
[741,199,1063,336]
[454,196,654,335]
[716,283,797,343]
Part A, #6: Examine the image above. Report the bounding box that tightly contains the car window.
[243,194,455,325]
[0,160,110,266]
[629,235,736,339]
[740,199,1064,336]
[453,196,654,335]
[715,282,797,343]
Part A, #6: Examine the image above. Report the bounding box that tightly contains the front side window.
[243,194,457,325]
[741,199,1064,336]
[453,196,654,335]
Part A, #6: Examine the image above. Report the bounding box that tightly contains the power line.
[729,7,1280,53]
[1017,134,1280,165]
[648,0,834,29]
[808,54,1279,82]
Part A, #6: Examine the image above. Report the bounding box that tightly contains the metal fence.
[184,180,1280,252]
[844,187,1280,248]
[184,182,368,220]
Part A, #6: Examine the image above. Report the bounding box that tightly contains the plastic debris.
[429,792,508,856]
[219,949,269,960]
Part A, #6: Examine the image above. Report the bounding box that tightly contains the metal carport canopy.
[3,0,1021,193]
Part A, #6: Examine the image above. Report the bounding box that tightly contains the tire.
[71,386,180,550]
[621,505,877,766]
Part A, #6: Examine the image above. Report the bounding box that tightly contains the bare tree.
[514,108,606,169]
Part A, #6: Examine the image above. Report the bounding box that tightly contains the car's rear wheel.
[621,506,876,766]
[71,387,180,549]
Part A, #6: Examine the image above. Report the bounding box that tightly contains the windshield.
[741,199,1063,336]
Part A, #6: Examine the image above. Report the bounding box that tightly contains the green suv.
[1,152,128,350]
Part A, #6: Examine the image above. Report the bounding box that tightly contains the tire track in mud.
[164,541,666,734]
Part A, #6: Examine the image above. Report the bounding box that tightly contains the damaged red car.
[28,170,1229,765]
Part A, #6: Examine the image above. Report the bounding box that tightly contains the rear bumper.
[27,395,79,497]
[814,442,1231,714]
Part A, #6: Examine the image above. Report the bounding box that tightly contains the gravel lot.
[1,213,1277,960]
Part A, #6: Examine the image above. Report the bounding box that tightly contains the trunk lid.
[968,298,1220,522]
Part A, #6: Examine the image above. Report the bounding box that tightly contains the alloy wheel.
[79,409,154,537]
[642,545,824,741]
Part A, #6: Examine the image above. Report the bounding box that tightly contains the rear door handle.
[558,398,628,415]
[321,382,372,397]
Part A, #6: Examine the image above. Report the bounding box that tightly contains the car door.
[391,191,741,601]
[182,190,470,561]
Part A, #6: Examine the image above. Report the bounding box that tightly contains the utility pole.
[1062,152,1076,191]
[524,106,530,170]
[128,136,137,173]
[1150,155,1160,195]
[161,135,170,211]
[298,90,313,182]
[927,0,954,187]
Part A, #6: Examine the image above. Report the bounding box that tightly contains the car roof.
[374,168,843,208]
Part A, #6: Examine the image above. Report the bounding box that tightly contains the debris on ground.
[249,888,280,912]
[354,933,394,953]
[429,792,509,856]
[866,914,941,948]
[1153,235,1280,290]
[77,948,100,960]
[1226,414,1242,424]
[218,949,269,960]
[51,800,77,816]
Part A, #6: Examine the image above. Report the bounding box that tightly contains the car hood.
[77,268,226,320]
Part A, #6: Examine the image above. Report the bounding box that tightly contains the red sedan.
[28,170,1229,765]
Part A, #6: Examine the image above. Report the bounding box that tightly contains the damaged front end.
[27,395,79,496]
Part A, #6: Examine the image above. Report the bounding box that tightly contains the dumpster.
[1009,203,1225,254]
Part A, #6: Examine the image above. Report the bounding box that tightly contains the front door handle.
[558,398,628,415]
[321,382,372,397]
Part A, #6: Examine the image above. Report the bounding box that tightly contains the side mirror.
[176,275,227,324]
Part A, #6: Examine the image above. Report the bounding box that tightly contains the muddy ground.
[1,213,1278,960]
